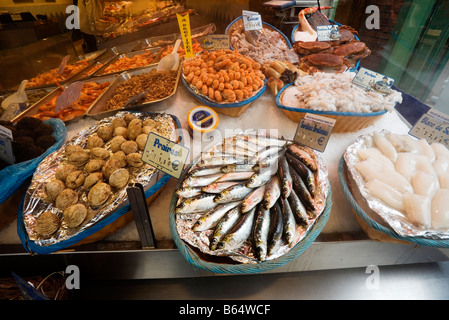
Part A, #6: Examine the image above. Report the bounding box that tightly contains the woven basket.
[169,161,332,274]
[276,84,387,133]
[338,156,449,247]
[181,76,266,117]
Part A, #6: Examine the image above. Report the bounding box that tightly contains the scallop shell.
[35,211,60,237]
[88,182,111,206]
[109,168,130,189]
[63,204,87,228]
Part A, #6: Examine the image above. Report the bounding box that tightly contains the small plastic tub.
[187,106,219,139]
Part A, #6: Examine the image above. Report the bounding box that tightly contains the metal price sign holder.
[126,183,156,249]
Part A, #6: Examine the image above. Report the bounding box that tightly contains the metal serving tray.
[12,74,117,123]
[92,48,163,77]
[86,65,181,119]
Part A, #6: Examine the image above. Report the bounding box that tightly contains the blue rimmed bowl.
[181,76,266,117]
[226,15,293,50]
[275,83,387,132]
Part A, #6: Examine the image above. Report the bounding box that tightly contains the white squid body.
[403,193,431,229]
[431,189,449,230]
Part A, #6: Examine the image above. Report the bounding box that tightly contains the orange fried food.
[33,81,110,122]
[161,39,203,59]
[101,51,156,74]
[27,60,90,88]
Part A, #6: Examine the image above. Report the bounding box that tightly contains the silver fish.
[267,201,283,257]
[175,193,217,214]
[263,175,281,209]
[201,181,240,194]
[188,165,224,177]
[214,171,254,183]
[286,153,316,197]
[198,155,250,167]
[280,197,297,248]
[193,201,241,232]
[252,145,285,162]
[176,186,203,198]
[182,173,223,188]
[287,189,309,228]
[252,203,271,261]
[287,144,317,173]
[220,143,252,158]
[214,182,255,203]
[278,156,293,199]
[234,138,260,153]
[239,134,290,148]
[209,206,241,250]
[216,206,256,251]
[221,163,258,173]
[289,164,315,214]
[242,185,266,213]
[246,168,273,188]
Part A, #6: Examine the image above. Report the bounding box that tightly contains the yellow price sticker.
[176,13,193,58]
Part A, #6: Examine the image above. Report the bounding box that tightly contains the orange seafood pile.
[26,60,90,88]
[160,39,203,59]
[101,51,157,74]
[33,81,110,122]
[182,49,265,103]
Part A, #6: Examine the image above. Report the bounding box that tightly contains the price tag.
[0,125,15,164]
[197,34,230,50]
[242,10,263,31]
[55,81,83,113]
[409,108,449,148]
[293,113,335,152]
[176,13,193,58]
[352,67,394,95]
[56,55,70,75]
[316,25,341,41]
[142,132,190,179]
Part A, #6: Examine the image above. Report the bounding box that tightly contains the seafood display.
[279,72,402,113]
[292,7,371,73]
[160,39,204,59]
[105,69,178,111]
[26,60,91,88]
[182,49,266,104]
[22,112,177,246]
[99,50,159,75]
[227,18,299,66]
[31,81,110,122]
[345,131,449,239]
[175,131,329,263]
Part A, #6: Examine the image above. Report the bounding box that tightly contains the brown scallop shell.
[35,211,60,237]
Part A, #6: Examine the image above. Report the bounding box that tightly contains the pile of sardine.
[175,133,328,263]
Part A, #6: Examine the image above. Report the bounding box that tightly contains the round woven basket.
[181,76,266,117]
[276,84,387,133]
[169,161,333,274]
[338,156,449,247]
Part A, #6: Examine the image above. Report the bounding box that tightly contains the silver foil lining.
[176,129,329,264]
[344,130,449,240]
[23,111,176,247]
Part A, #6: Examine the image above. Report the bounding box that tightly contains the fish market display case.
[1,1,449,294]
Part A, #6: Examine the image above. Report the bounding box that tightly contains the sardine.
[214,171,254,183]
[252,152,284,171]
[216,206,256,251]
[252,145,285,162]
[193,201,241,232]
[286,153,316,197]
[221,163,258,173]
[201,181,240,193]
[289,165,315,214]
[234,138,260,153]
[287,189,309,228]
[188,165,224,177]
[287,144,317,172]
[263,175,281,209]
[214,182,254,203]
[209,206,241,250]
[246,168,273,188]
[198,155,249,167]
[239,134,290,148]
[176,186,203,198]
[278,156,293,198]
[182,173,223,188]
[267,201,283,256]
[242,185,266,213]
[252,203,271,261]
[175,193,218,214]
[280,197,297,247]
[219,143,252,158]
